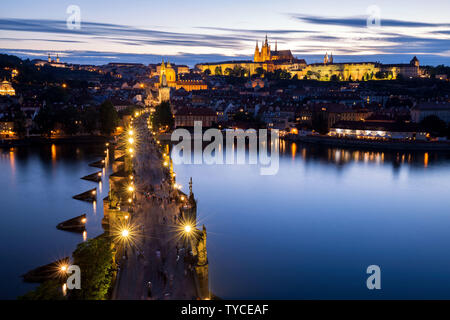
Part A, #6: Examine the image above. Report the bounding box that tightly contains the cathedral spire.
[275,40,277,52]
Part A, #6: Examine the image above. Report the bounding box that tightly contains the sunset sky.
[1,0,449,66]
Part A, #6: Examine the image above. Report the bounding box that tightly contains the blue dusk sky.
[0,0,449,66]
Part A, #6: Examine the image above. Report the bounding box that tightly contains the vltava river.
[174,141,450,299]
[0,144,109,299]
[1,142,450,299]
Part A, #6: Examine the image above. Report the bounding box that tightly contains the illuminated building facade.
[174,107,217,128]
[197,35,421,80]
[0,79,15,96]
[157,60,207,92]
[196,35,306,76]
[291,55,421,81]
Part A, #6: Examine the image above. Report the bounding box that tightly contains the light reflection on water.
[1,141,450,299]
[0,144,109,299]
[173,141,450,299]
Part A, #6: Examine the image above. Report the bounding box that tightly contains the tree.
[214,66,222,76]
[311,111,329,135]
[330,74,339,82]
[60,106,81,135]
[19,280,64,300]
[224,68,233,76]
[152,101,174,130]
[70,236,114,300]
[13,109,27,138]
[255,67,265,77]
[420,115,447,137]
[35,104,56,136]
[99,100,119,135]
[82,106,99,134]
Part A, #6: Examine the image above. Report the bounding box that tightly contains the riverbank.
[0,135,110,148]
[284,134,450,152]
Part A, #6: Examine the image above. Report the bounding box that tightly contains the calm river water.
[1,141,450,299]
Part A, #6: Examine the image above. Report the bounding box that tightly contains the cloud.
[0,37,84,44]
[196,27,309,35]
[292,14,450,28]
[0,18,248,47]
[1,16,449,66]
[0,48,252,66]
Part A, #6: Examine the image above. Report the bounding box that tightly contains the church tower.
[261,35,271,62]
[158,59,170,103]
[324,52,329,64]
[254,41,262,62]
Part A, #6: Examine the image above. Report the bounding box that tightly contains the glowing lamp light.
[81,217,87,224]
[128,186,135,192]
[181,196,185,201]
[128,148,134,154]
[92,190,96,195]
[128,137,134,144]
[121,229,129,237]
[129,130,134,136]
[184,225,192,233]
[60,265,68,272]
[98,172,102,177]
[128,198,132,203]
[163,161,169,167]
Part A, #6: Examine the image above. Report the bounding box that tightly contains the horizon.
[1,0,450,67]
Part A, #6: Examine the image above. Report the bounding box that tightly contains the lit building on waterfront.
[329,120,428,141]
[411,102,450,123]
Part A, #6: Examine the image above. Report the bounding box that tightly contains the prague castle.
[291,54,421,81]
[196,35,307,76]
[254,35,296,63]
[196,35,421,81]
